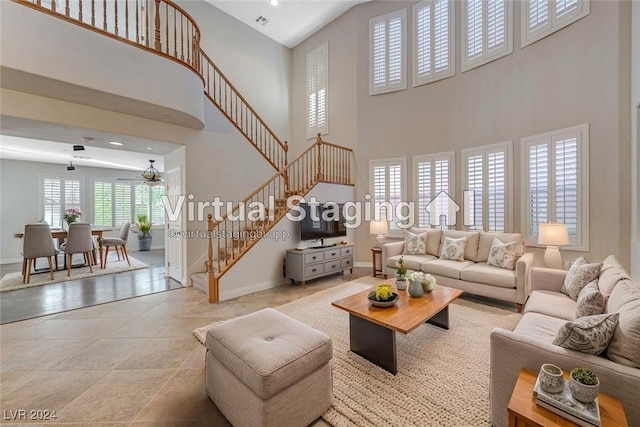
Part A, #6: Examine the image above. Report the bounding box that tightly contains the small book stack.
[533,371,601,427]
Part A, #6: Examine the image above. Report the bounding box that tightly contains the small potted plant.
[569,367,599,403]
[395,257,408,289]
[63,208,82,228]
[368,283,399,307]
[136,214,153,251]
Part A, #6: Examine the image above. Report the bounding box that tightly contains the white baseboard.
[0,257,22,265]
[220,277,289,301]
[354,261,373,268]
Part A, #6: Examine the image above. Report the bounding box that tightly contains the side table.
[371,247,383,278]
[507,369,628,427]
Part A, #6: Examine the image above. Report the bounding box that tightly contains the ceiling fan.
[117,160,164,186]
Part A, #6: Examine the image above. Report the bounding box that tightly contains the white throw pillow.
[486,238,517,270]
[575,281,606,318]
[403,231,427,255]
[439,237,467,261]
[552,313,619,355]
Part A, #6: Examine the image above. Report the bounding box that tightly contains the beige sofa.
[490,256,640,427]
[382,229,534,310]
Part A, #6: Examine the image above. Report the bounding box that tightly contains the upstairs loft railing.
[16,0,201,75]
[200,52,287,170]
[14,0,287,170]
[205,135,353,302]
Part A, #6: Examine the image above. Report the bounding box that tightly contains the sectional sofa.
[382,229,534,311]
[490,256,640,427]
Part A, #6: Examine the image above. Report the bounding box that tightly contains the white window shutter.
[527,142,549,237]
[371,158,406,232]
[462,0,512,72]
[307,42,328,138]
[370,10,407,95]
[114,183,132,227]
[487,151,506,232]
[94,181,113,226]
[522,0,589,48]
[413,0,455,87]
[43,178,62,227]
[413,152,454,228]
[466,154,484,230]
[416,160,432,228]
[554,136,579,237]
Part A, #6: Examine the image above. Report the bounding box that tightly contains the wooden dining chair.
[101,222,131,267]
[22,224,59,284]
[60,223,95,276]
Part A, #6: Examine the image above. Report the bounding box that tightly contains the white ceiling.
[206,0,369,48]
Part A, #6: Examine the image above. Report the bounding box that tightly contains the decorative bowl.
[368,293,399,307]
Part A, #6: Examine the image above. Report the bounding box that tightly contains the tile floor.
[0,268,369,426]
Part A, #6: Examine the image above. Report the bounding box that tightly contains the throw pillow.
[561,256,603,301]
[403,230,427,255]
[439,237,467,261]
[552,313,619,355]
[486,238,517,270]
[575,281,606,318]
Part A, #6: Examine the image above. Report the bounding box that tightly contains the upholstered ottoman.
[205,308,333,427]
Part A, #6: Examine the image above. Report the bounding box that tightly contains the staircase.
[14,0,354,302]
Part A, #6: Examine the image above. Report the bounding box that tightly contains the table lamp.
[538,223,569,269]
[370,219,388,247]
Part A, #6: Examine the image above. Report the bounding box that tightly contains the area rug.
[193,277,523,427]
[0,257,149,292]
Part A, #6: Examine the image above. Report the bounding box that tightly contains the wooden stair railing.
[200,51,288,170]
[13,0,287,171]
[205,135,353,303]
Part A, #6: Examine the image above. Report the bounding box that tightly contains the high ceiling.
[206,0,369,48]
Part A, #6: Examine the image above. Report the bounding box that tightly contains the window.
[307,42,329,139]
[41,177,82,228]
[413,152,455,228]
[522,0,589,47]
[462,141,512,232]
[461,0,513,72]
[370,9,407,95]
[93,180,165,227]
[370,158,406,232]
[412,0,455,87]
[522,123,589,249]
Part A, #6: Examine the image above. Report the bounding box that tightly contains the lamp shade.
[538,223,569,246]
[370,218,388,235]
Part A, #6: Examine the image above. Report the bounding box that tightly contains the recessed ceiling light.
[146,147,153,150]
[108,141,124,146]
[270,0,278,6]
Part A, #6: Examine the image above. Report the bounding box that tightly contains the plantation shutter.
[462,0,512,71]
[371,158,405,231]
[413,0,454,87]
[114,183,132,227]
[522,0,589,47]
[370,10,406,95]
[43,178,62,227]
[94,182,113,226]
[487,151,506,232]
[466,155,484,230]
[416,161,432,228]
[151,186,166,225]
[554,136,579,238]
[307,42,328,138]
[556,0,578,18]
[528,0,549,32]
[527,143,550,237]
[64,180,81,213]
[388,164,402,230]
[135,184,150,220]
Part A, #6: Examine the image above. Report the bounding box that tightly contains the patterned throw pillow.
[561,256,603,301]
[575,281,606,318]
[439,237,467,261]
[552,313,619,355]
[403,231,427,255]
[486,238,517,270]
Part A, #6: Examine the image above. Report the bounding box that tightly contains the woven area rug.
[0,256,149,292]
[193,277,522,427]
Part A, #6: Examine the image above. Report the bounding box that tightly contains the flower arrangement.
[368,283,397,302]
[395,256,407,278]
[63,208,82,225]
[408,271,436,292]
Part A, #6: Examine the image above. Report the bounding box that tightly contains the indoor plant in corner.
[136,214,153,251]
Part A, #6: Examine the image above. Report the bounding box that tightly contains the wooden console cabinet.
[286,245,353,286]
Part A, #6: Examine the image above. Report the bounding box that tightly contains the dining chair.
[22,224,59,284]
[60,223,95,276]
[101,222,131,267]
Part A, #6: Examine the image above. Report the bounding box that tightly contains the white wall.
[177,0,292,143]
[0,0,204,129]
[632,2,640,279]
[0,158,165,263]
[291,1,632,269]
[219,183,355,300]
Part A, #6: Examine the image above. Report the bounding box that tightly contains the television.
[298,202,346,242]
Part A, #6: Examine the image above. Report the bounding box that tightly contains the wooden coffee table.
[331,281,463,374]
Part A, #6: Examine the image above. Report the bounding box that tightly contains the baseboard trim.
[0,257,23,265]
[220,277,289,301]
[354,261,373,268]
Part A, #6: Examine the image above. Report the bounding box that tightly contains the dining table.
[14,227,113,269]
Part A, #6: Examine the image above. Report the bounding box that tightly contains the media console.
[285,244,353,286]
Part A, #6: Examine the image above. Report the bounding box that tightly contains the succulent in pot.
[569,368,599,403]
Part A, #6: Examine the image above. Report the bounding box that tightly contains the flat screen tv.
[298,202,346,241]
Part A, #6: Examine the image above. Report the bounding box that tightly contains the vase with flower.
[63,208,82,228]
[395,256,408,289]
